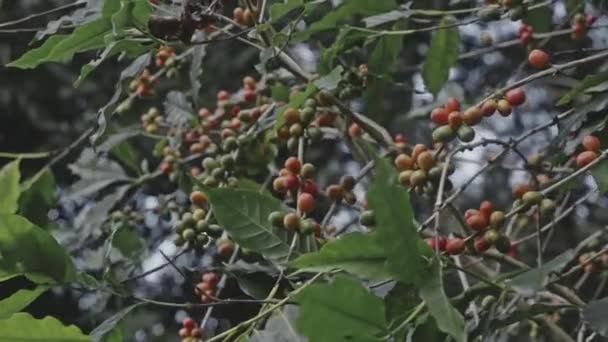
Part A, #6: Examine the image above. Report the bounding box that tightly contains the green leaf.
[0,159,21,215]
[271,83,290,102]
[273,83,317,134]
[0,312,91,341]
[592,159,608,194]
[582,297,608,337]
[251,305,305,342]
[204,188,292,264]
[368,28,404,75]
[8,18,111,69]
[524,6,552,33]
[368,157,427,285]
[319,28,371,73]
[110,224,143,260]
[565,0,584,16]
[289,232,391,280]
[103,0,122,17]
[0,214,76,284]
[19,170,56,227]
[558,71,608,105]
[296,276,388,341]
[270,0,303,21]
[294,0,396,41]
[6,35,67,69]
[384,283,418,327]
[132,1,152,26]
[90,304,143,342]
[508,250,575,296]
[419,261,466,342]
[422,18,460,96]
[0,287,48,319]
[313,66,343,91]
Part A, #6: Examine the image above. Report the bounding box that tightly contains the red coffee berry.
[298,193,315,214]
[576,150,598,168]
[430,107,449,125]
[202,272,220,286]
[467,214,488,231]
[426,236,447,251]
[326,185,344,201]
[582,135,601,152]
[446,238,466,255]
[182,318,196,330]
[243,89,256,102]
[481,99,497,116]
[528,49,550,69]
[505,88,526,106]
[479,201,494,220]
[283,174,300,191]
[284,157,302,174]
[447,111,462,129]
[445,97,461,112]
[348,123,363,137]
[464,209,480,220]
[301,180,319,196]
[474,237,490,253]
[190,191,208,207]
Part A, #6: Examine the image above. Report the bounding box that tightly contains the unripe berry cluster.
[129,69,158,98]
[394,144,454,197]
[277,98,324,150]
[155,46,176,68]
[141,107,164,133]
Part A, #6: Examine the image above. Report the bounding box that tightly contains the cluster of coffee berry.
[173,191,212,252]
[576,135,601,168]
[426,236,466,255]
[109,206,145,227]
[155,46,176,68]
[269,157,321,236]
[276,98,325,150]
[233,7,255,27]
[572,13,596,39]
[325,175,358,205]
[195,271,220,304]
[157,146,181,180]
[578,251,608,273]
[140,107,164,133]
[129,68,158,98]
[393,144,453,197]
[336,65,369,100]
[179,318,204,342]
[464,201,512,254]
[430,98,476,143]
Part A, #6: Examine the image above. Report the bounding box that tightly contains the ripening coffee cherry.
[505,88,526,106]
[479,201,494,220]
[398,170,413,186]
[446,238,466,255]
[528,49,550,69]
[394,154,414,171]
[202,272,220,286]
[489,211,505,228]
[462,107,483,125]
[445,98,461,112]
[348,123,363,137]
[283,213,300,230]
[512,183,532,199]
[430,107,449,125]
[447,111,462,129]
[483,229,500,245]
[582,135,601,152]
[300,163,316,179]
[190,191,208,207]
[416,151,435,171]
[284,157,301,174]
[522,191,543,206]
[497,99,512,116]
[467,214,488,231]
[481,100,497,117]
[432,125,456,143]
[273,177,287,193]
[298,193,315,214]
[284,108,300,125]
[340,175,356,191]
[426,236,447,252]
[410,170,427,187]
[576,150,598,167]
[464,209,480,219]
[326,185,344,201]
[411,144,427,161]
[218,239,235,258]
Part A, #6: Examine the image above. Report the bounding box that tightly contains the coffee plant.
[2,0,608,341]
